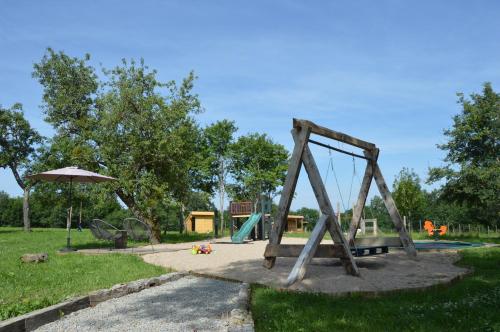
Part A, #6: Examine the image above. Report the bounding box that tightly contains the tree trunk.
[219,175,225,237]
[10,165,30,233]
[115,188,162,243]
[179,204,185,234]
[217,160,226,237]
[23,186,31,232]
[147,216,161,244]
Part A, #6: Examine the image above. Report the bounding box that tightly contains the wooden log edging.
[0,272,187,332]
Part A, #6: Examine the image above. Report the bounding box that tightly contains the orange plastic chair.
[424,220,435,236]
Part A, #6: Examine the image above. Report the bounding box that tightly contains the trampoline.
[414,240,484,250]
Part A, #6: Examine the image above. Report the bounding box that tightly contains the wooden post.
[372,162,417,258]
[348,151,375,245]
[286,214,329,285]
[337,202,341,226]
[299,140,359,277]
[264,127,311,269]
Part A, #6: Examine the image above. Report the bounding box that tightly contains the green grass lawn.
[0,227,171,321]
[251,243,500,331]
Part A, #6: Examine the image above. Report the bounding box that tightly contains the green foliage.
[203,120,238,186]
[0,227,167,320]
[428,83,500,225]
[251,246,500,332]
[0,191,23,226]
[0,189,127,228]
[365,195,392,230]
[32,48,98,136]
[392,167,426,226]
[422,190,470,225]
[32,49,206,242]
[229,133,289,203]
[0,103,43,187]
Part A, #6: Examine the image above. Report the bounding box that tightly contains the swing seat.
[351,245,388,256]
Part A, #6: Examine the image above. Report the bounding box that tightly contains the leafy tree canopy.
[32,49,206,242]
[428,83,499,225]
[229,133,289,204]
[0,103,43,188]
[392,167,426,224]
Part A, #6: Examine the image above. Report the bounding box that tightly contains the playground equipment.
[184,211,215,234]
[231,213,263,243]
[263,119,417,286]
[230,198,272,242]
[415,240,482,250]
[423,220,447,239]
[359,218,378,236]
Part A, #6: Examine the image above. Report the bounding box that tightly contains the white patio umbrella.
[27,166,116,251]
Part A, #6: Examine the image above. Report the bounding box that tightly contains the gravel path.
[35,276,244,332]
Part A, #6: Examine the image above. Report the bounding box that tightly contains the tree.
[229,133,289,207]
[203,120,237,236]
[0,191,23,226]
[422,189,469,226]
[33,49,205,243]
[428,83,499,225]
[393,167,425,228]
[0,103,43,231]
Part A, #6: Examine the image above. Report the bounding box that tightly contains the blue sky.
[1,1,499,211]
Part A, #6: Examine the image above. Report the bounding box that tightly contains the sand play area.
[142,237,469,295]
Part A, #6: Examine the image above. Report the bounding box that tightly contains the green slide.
[231,213,262,243]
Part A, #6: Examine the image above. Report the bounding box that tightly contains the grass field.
[251,241,500,331]
[0,227,207,321]
[2,226,499,331]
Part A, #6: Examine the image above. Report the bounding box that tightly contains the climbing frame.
[263,118,417,286]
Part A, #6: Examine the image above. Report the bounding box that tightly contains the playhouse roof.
[190,211,215,216]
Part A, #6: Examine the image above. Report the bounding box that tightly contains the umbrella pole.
[66,178,73,250]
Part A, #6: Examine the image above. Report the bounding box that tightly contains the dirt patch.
[142,237,469,295]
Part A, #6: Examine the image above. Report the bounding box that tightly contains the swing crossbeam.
[308,138,371,160]
[264,118,417,286]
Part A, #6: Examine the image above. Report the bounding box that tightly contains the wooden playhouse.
[184,211,215,233]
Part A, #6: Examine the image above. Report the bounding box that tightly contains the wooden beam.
[293,118,376,151]
[286,214,329,286]
[348,149,377,245]
[372,162,417,258]
[264,126,311,269]
[298,135,360,277]
[264,243,345,258]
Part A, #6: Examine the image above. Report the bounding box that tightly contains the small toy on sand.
[191,244,212,255]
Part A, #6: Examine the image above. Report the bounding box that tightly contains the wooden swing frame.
[263,119,417,285]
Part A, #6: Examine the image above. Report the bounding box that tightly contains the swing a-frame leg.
[264,119,417,286]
